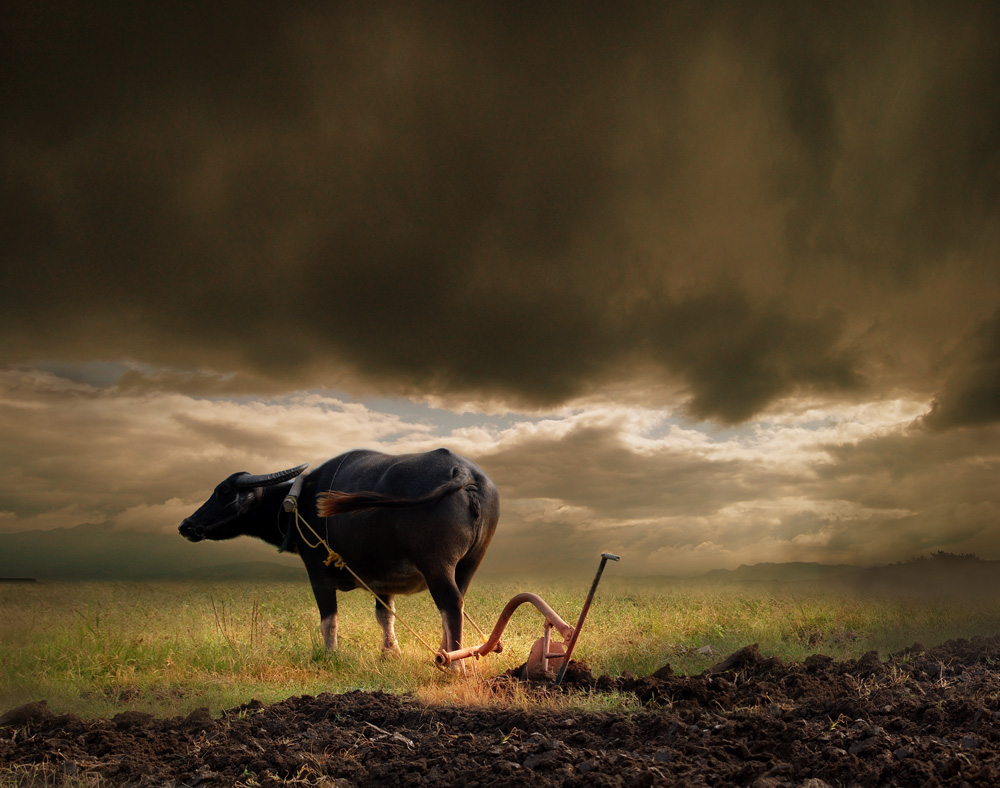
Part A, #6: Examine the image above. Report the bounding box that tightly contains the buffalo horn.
[234,463,309,489]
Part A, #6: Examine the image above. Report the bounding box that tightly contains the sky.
[2,2,999,577]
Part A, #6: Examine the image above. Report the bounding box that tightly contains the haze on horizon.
[2,2,998,578]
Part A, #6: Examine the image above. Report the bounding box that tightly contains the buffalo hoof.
[438,661,466,677]
[381,644,402,660]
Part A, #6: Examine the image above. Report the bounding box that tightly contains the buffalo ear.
[234,464,309,489]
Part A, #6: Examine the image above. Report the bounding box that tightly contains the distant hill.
[700,562,859,585]
[847,552,1000,596]
[694,553,1000,597]
[0,522,303,581]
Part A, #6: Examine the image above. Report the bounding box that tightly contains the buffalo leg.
[374,593,401,657]
[320,609,339,651]
[305,565,339,650]
[454,555,482,598]
[425,573,464,653]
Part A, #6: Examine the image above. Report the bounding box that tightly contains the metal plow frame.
[435,552,620,683]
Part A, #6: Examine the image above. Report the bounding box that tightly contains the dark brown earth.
[5,636,1000,787]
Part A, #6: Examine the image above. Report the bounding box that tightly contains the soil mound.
[6,636,1000,786]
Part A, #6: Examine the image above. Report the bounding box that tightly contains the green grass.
[3,577,1000,718]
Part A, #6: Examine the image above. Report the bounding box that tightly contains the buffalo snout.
[179,520,206,542]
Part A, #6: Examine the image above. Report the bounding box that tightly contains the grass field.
[3,577,1000,719]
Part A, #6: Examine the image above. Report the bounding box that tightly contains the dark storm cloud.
[769,4,1000,278]
[923,308,1000,430]
[3,2,998,421]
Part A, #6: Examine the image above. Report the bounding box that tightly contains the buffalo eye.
[238,489,258,512]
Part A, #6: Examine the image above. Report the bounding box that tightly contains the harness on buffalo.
[279,468,346,571]
[276,470,309,554]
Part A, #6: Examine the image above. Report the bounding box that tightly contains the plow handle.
[554,552,620,685]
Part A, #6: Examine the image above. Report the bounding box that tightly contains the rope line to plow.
[290,505,488,660]
[463,610,488,641]
[291,508,439,657]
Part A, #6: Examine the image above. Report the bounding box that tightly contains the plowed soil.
[5,636,1000,787]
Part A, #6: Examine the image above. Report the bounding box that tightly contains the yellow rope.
[291,508,442,658]
[463,610,487,642]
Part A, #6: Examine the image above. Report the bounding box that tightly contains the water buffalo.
[179,448,500,657]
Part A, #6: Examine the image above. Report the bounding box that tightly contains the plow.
[436,552,621,682]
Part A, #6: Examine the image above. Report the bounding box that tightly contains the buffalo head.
[179,464,308,542]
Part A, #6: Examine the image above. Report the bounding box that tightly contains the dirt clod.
[6,635,1000,786]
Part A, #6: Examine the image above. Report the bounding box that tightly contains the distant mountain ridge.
[700,561,859,584]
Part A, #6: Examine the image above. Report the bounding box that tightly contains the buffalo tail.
[316,465,480,518]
